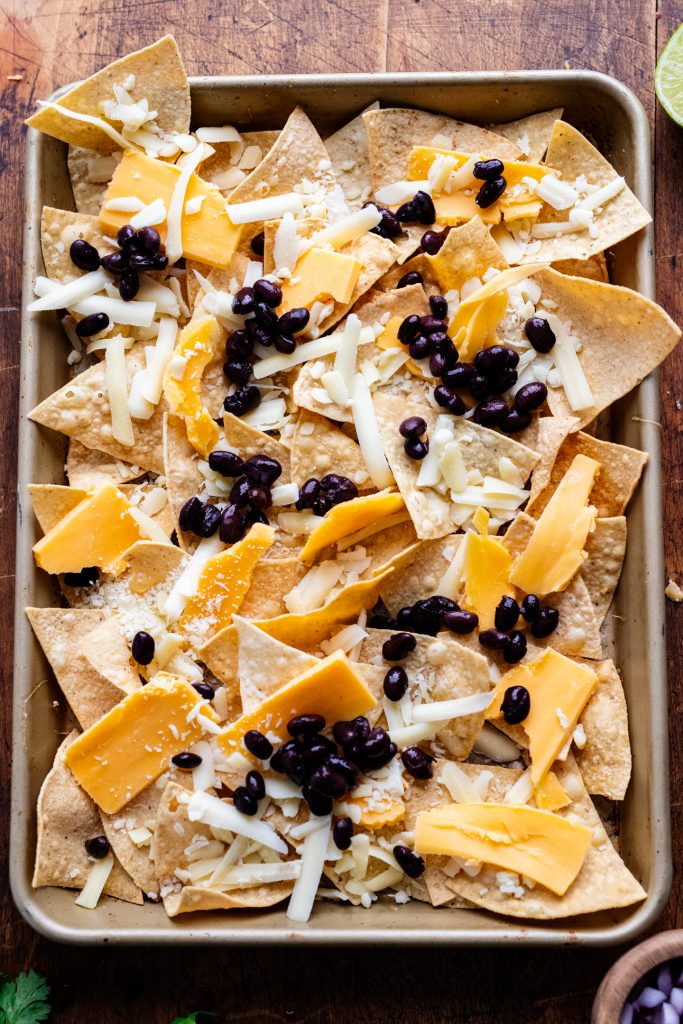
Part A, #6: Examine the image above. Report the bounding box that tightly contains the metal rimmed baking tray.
[11,69,671,946]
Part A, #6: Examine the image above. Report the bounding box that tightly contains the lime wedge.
[656,23,683,126]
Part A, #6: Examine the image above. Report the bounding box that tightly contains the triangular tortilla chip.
[234,615,319,712]
[239,558,308,620]
[373,392,539,540]
[575,658,631,800]
[290,410,372,490]
[77,617,140,694]
[325,105,377,209]
[378,535,464,615]
[100,782,163,897]
[423,216,508,294]
[552,252,608,282]
[29,346,165,474]
[33,733,143,904]
[67,438,142,489]
[537,268,681,430]
[41,207,115,282]
[27,608,132,729]
[67,145,119,215]
[580,517,627,625]
[521,415,579,508]
[26,36,190,153]
[123,540,187,595]
[363,108,522,193]
[493,109,563,163]
[200,130,281,195]
[223,411,292,480]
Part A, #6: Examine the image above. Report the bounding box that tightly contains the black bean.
[473,158,505,180]
[410,597,445,636]
[250,231,265,256]
[469,373,491,400]
[233,786,258,815]
[253,302,279,332]
[353,716,371,739]
[84,835,110,859]
[253,278,282,308]
[405,438,429,460]
[224,384,261,417]
[219,504,246,543]
[244,505,269,527]
[75,312,109,338]
[393,844,425,879]
[227,329,254,357]
[303,783,333,816]
[308,764,348,799]
[321,476,358,506]
[179,495,203,532]
[117,225,137,249]
[366,741,399,772]
[384,665,409,701]
[398,314,423,345]
[495,596,520,632]
[401,746,434,780]
[429,352,448,377]
[368,611,396,630]
[325,755,360,786]
[433,595,459,613]
[333,816,353,850]
[172,751,203,769]
[442,609,479,634]
[473,398,508,427]
[412,190,436,224]
[101,251,127,275]
[119,268,140,301]
[245,770,266,800]
[382,632,417,661]
[367,203,403,239]
[70,238,101,272]
[312,493,333,517]
[278,307,310,335]
[515,381,548,412]
[475,176,507,208]
[233,287,256,315]
[296,477,321,510]
[499,408,532,434]
[421,229,446,255]
[421,315,446,335]
[479,628,510,650]
[194,502,222,538]
[230,477,251,508]
[138,226,162,253]
[278,743,307,786]
[274,334,296,354]
[474,345,509,376]
[151,251,169,271]
[244,729,273,760]
[245,454,283,486]
[247,485,271,510]
[287,713,326,740]
[521,594,540,622]
[362,726,391,759]
[127,252,158,271]
[501,684,531,724]
[400,415,427,438]
[131,630,155,665]
[434,385,466,415]
[332,720,359,746]
[301,739,335,775]
[408,336,432,361]
[531,605,560,638]
[505,348,520,368]
[193,682,215,700]
[524,316,556,353]
[396,270,423,288]
[429,294,449,320]
[208,450,245,477]
[442,362,475,389]
[504,630,528,665]
[396,607,414,629]
[488,366,518,395]
[223,359,253,385]
[430,332,454,357]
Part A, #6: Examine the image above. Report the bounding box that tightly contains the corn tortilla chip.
[552,252,609,283]
[100,782,163,897]
[290,411,372,490]
[33,733,143,904]
[324,105,377,209]
[67,145,119,215]
[123,540,187,595]
[379,535,464,616]
[77,617,140,695]
[234,615,320,712]
[493,109,563,163]
[67,438,142,488]
[26,36,190,153]
[223,411,291,480]
[201,130,281,195]
[239,559,308,620]
[574,658,631,800]
[41,207,115,282]
[424,217,508,294]
[521,415,580,508]
[580,517,627,626]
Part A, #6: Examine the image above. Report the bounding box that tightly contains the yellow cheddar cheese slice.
[509,453,600,596]
[299,490,405,563]
[163,314,224,456]
[534,771,571,812]
[461,529,514,631]
[65,674,213,813]
[278,247,362,313]
[32,482,143,576]
[486,648,598,786]
[347,796,405,830]
[99,151,242,268]
[414,801,592,896]
[178,523,274,638]
[218,650,376,753]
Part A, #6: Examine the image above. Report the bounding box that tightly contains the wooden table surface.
[1,1,683,1020]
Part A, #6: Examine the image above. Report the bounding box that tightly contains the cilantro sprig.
[0,971,51,1024]
[170,1014,219,1024]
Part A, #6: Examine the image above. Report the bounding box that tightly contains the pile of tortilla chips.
[24,36,680,924]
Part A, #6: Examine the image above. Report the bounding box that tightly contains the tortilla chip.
[527,428,648,518]
[67,146,118,215]
[67,438,142,488]
[27,608,132,729]
[123,540,187,595]
[200,130,281,194]
[29,346,165,474]
[493,109,563,163]
[363,108,521,193]
[520,121,651,264]
[521,415,579,508]
[33,733,143,904]
[324,105,377,209]
[580,517,627,625]
[77,617,140,694]
[239,559,308,620]
[433,757,645,919]
[373,392,539,540]
[99,783,163,897]
[575,658,631,800]
[41,207,115,282]
[379,535,463,615]
[552,252,609,283]
[424,217,508,294]
[359,628,490,759]
[227,106,336,206]
[290,410,371,490]
[234,615,319,711]
[223,411,292,480]
[26,36,190,153]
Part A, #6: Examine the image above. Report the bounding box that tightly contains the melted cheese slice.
[33,483,143,576]
[486,648,598,786]
[299,490,405,563]
[414,801,592,895]
[178,523,274,638]
[509,454,600,596]
[99,152,242,268]
[534,771,571,812]
[65,674,214,813]
[278,247,362,312]
[447,264,546,361]
[461,530,513,630]
[162,314,224,456]
[218,650,376,753]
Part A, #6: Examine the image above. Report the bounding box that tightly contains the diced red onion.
[671,989,683,1014]
[619,1003,634,1024]
[659,965,675,998]
[661,1004,680,1024]
[639,988,667,1010]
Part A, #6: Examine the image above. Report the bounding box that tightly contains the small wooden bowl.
[592,931,683,1022]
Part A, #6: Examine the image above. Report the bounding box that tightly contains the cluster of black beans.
[295,473,358,516]
[178,452,283,545]
[472,158,508,209]
[222,278,311,419]
[479,593,560,656]
[242,715,425,874]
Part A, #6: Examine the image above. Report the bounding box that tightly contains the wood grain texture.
[0,0,678,1020]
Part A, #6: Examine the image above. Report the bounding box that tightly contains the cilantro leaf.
[170,1014,219,1024]
[0,970,51,1024]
